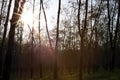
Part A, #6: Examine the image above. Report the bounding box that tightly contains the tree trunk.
[41,0,53,51]
[54,0,61,79]
[2,0,25,80]
[77,0,83,80]
[0,0,5,25]
[30,0,35,78]
[0,0,12,77]
[77,0,88,80]
[112,0,120,70]
[38,0,43,78]
[107,0,120,70]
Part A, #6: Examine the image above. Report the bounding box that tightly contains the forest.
[0,0,120,80]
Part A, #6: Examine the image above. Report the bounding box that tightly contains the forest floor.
[11,68,120,80]
[86,68,120,80]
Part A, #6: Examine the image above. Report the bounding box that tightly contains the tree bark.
[41,0,53,51]
[77,0,83,80]
[2,0,25,80]
[30,0,35,78]
[107,0,120,70]
[54,0,61,79]
[0,0,5,25]
[38,0,43,78]
[0,0,12,77]
[112,0,120,70]
[77,0,88,80]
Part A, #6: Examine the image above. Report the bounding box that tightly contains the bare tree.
[38,0,43,78]
[77,0,88,80]
[41,0,53,51]
[30,0,36,78]
[112,0,120,70]
[77,0,82,79]
[41,0,56,78]
[2,0,25,80]
[107,0,120,70]
[0,0,12,77]
[54,0,61,79]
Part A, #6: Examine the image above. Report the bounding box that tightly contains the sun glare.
[21,10,33,25]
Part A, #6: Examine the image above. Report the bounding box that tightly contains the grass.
[11,68,120,80]
[87,68,120,80]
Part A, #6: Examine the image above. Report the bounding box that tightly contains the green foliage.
[87,68,120,80]
[11,69,120,80]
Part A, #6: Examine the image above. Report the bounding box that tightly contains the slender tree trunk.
[18,27,23,77]
[41,0,53,51]
[1,0,21,80]
[107,0,113,70]
[77,0,88,80]
[0,0,5,25]
[0,0,12,77]
[30,0,35,78]
[41,0,61,79]
[1,0,25,80]
[87,0,93,73]
[17,0,25,77]
[77,0,83,80]
[38,0,43,78]
[112,0,120,70]
[107,0,120,70]
[13,0,25,78]
[30,30,34,78]
[54,0,61,79]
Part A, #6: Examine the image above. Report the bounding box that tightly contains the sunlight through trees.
[0,0,120,80]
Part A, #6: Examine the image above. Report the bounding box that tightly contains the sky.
[0,0,68,39]
[35,0,68,30]
[20,0,69,42]
[21,0,68,38]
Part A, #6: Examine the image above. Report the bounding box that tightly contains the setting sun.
[20,9,33,26]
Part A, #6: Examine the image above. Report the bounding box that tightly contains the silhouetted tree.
[77,0,82,80]
[38,0,43,78]
[2,0,25,80]
[54,0,61,80]
[0,0,12,77]
[41,0,53,51]
[107,0,120,70]
[30,0,36,78]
